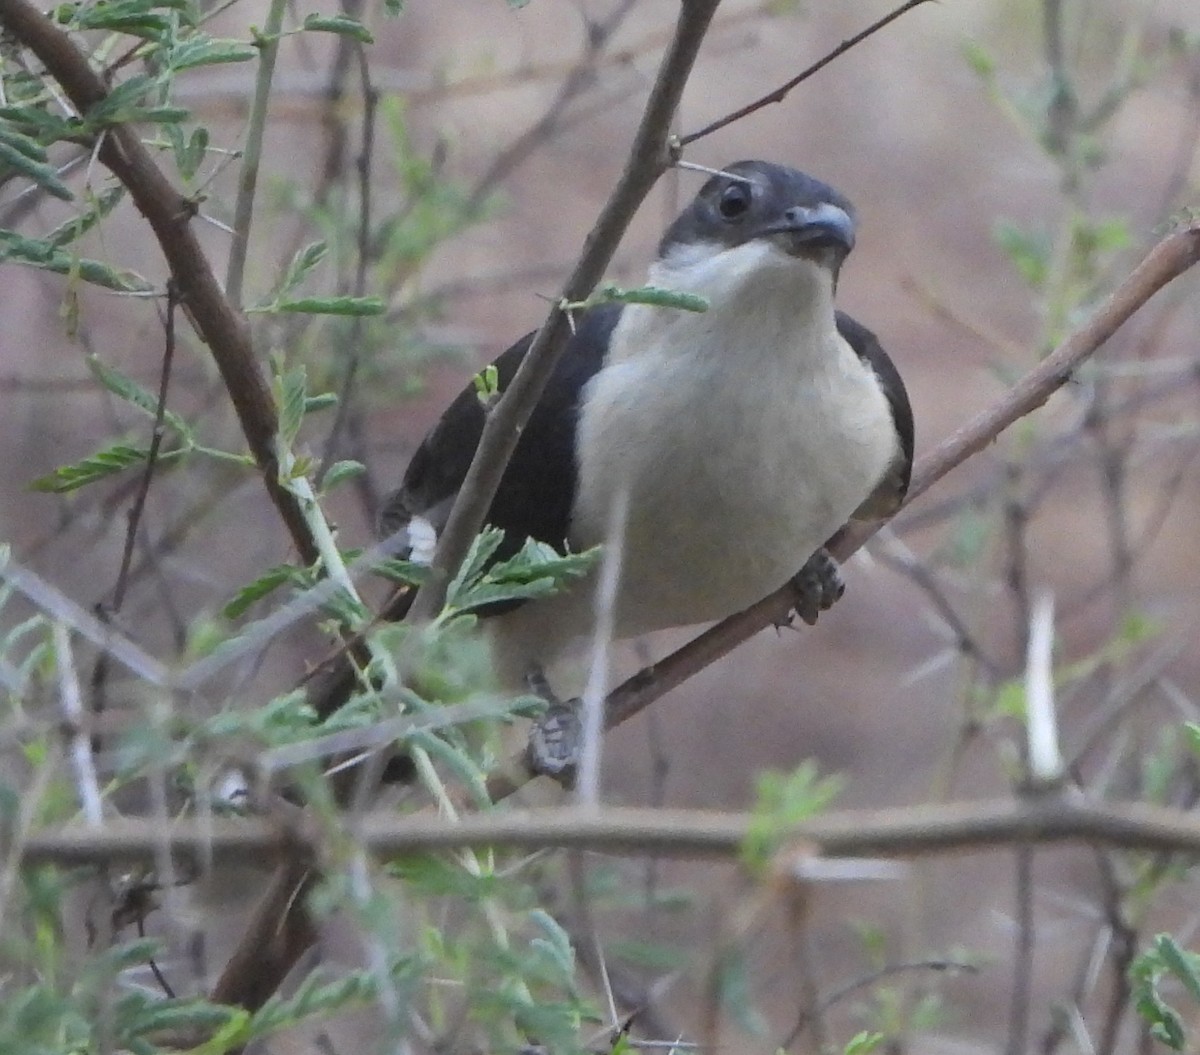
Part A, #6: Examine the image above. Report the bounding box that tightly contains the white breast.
[568,240,899,636]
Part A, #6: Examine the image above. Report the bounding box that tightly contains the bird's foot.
[523,670,581,788]
[787,548,846,626]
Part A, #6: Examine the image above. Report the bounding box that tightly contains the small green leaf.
[0,139,72,200]
[222,565,302,619]
[321,459,365,491]
[168,36,258,70]
[86,355,190,437]
[302,13,374,41]
[598,283,709,312]
[373,558,428,587]
[304,392,338,413]
[472,363,500,404]
[1183,722,1200,759]
[844,1032,885,1055]
[71,0,172,35]
[273,295,385,316]
[275,364,308,447]
[1156,935,1200,1003]
[30,443,183,492]
[994,221,1050,288]
[42,186,125,249]
[1,233,153,292]
[962,40,996,79]
[82,74,154,128]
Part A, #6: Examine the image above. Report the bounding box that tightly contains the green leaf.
[372,557,428,587]
[0,230,153,292]
[82,74,154,128]
[275,364,308,447]
[272,240,328,301]
[445,528,506,609]
[273,295,385,316]
[321,459,365,491]
[302,13,374,42]
[222,564,304,619]
[0,138,72,200]
[168,36,258,70]
[70,0,172,35]
[41,186,125,248]
[597,283,709,312]
[1182,722,1200,759]
[994,220,1050,288]
[29,443,184,492]
[1155,935,1200,1003]
[962,39,996,79]
[744,762,842,873]
[472,363,500,404]
[0,105,78,142]
[86,355,191,438]
[528,910,575,975]
[303,392,338,413]
[844,1032,885,1055]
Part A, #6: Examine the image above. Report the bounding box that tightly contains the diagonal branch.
[0,0,320,566]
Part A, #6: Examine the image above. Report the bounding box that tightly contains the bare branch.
[679,0,935,146]
[23,795,1200,866]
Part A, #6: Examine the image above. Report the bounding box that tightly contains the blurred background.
[3,0,1200,1050]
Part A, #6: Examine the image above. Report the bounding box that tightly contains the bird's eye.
[717,182,751,220]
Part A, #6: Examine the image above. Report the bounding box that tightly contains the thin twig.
[225,0,289,308]
[679,0,934,146]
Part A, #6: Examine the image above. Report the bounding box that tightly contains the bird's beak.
[762,202,856,257]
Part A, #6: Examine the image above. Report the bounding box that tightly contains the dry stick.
[0,0,320,567]
[211,0,725,1014]
[407,0,723,622]
[26,795,1200,865]
[678,0,935,147]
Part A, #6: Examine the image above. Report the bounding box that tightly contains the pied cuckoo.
[379,160,914,775]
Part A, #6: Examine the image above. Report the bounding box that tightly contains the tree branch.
[22,794,1200,865]
[0,0,321,565]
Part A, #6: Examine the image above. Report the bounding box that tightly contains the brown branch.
[679,0,935,147]
[0,0,320,566]
[22,795,1200,865]
[407,0,723,621]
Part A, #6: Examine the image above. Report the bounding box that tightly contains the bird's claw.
[787,549,845,626]
[523,669,581,788]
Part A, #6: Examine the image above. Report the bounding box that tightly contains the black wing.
[380,303,622,560]
[835,310,914,520]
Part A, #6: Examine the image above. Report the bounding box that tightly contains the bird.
[379,159,914,776]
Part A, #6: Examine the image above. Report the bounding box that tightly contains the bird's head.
[653,160,857,305]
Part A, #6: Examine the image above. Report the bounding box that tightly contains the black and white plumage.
[381,160,914,686]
